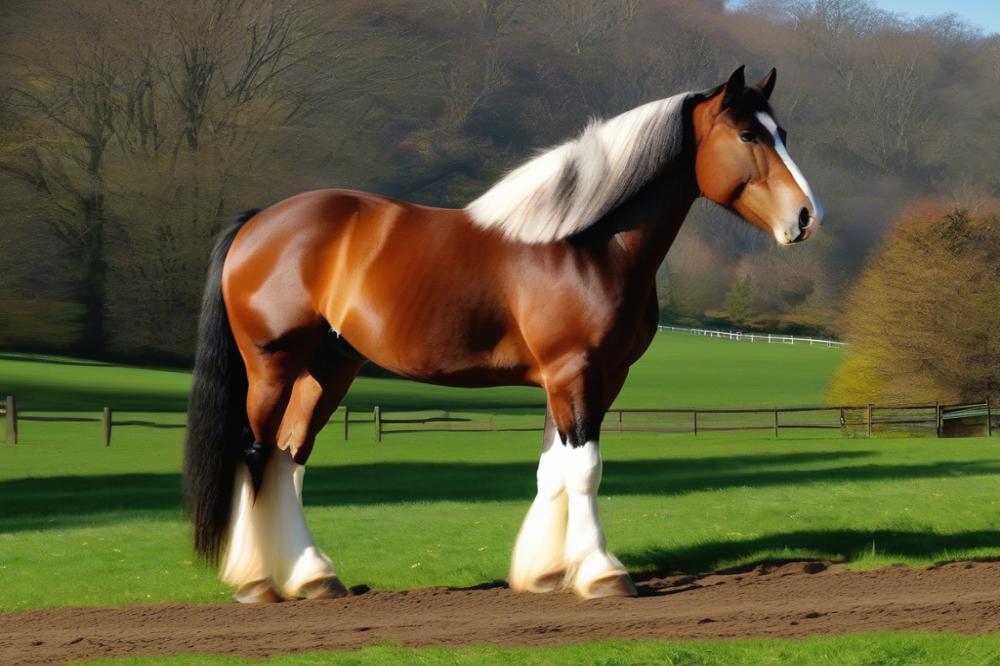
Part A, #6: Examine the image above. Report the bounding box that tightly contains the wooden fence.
[3,394,995,446]
[1,396,188,446]
[601,401,995,438]
[375,400,995,442]
[1,395,351,447]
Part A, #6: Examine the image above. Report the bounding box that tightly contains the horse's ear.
[756,67,777,100]
[721,65,745,110]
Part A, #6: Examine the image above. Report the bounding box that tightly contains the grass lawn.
[79,634,1000,665]
[4,330,1000,666]
[3,415,1000,611]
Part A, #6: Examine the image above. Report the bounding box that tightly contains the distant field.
[0,330,843,412]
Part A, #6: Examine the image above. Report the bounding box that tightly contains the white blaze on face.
[755,112,823,242]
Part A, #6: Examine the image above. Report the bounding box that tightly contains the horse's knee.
[278,356,361,465]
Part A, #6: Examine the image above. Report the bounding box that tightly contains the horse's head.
[693,66,822,245]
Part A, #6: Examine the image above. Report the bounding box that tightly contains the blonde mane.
[465,93,691,243]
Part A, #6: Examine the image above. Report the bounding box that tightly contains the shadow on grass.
[0,353,114,368]
[1,386,190,413]
[7,450,1000,534]
[2,382,544,414]
[620,529,1000,576]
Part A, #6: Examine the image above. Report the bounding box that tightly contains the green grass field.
[3,332,999,663]
[0,331,843,412]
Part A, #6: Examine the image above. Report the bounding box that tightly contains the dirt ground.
[5,560,1000,664]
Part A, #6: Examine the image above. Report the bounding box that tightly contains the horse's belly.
[338,312,539,389]
[394,364,537,389]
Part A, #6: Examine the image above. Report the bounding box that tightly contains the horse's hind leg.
[260,347,363,600]
[221,340,361,602]
[218,345,293,602]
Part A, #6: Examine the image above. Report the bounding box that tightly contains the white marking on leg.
[220,465,268,588]
[255,449,336,598]
[564,440,603,559]
[563,440,629,597]
[509,431,568,592]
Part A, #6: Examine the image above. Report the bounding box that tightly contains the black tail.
[183,209,260,563]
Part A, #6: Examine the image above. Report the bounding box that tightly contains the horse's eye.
[739,132,756,143]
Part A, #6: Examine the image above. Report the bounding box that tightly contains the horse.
[183,65,823,603]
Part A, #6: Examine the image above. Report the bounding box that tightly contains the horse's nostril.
[798,208,810,230]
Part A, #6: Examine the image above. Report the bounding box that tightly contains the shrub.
[828,205,999,405]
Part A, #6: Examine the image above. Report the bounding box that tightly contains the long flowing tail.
[183,209,259,563]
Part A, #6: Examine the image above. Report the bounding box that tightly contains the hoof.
[233,580,282,604]
[577,572,638,599]
[299,576,350,600]
[511,568,566,594]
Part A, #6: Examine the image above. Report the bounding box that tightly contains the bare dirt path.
[5,561,1000,664]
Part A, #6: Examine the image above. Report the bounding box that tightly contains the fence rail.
[376,400,995,441]
[3,394,994,446]
[657,325,845,347]
[1,398,358,447]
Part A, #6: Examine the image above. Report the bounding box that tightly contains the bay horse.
[183,66,822,603]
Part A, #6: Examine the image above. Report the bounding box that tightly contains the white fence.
[658,325,844,348]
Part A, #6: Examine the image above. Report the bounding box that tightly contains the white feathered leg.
[509,431,568,592]
[220,465,279,603]
[221,449,346,601]
[257,449,347,599]
[563,439,635,598]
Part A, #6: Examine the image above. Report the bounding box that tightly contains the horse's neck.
[610,169,698,287]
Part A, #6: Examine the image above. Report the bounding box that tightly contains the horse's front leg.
[562,435,635,598]
[510,369,636,598]
[509,410,569,593]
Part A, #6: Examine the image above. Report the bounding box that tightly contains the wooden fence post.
[343,406,349,441]
[618,410,623,433]
[693,410,698,437]
[103,407,112,447]
[867,404,873,438]
[5,395,16,445]
[935,400,942,438]
[987,396,993,437]
[773,408,779,438]
[373,406,381,443]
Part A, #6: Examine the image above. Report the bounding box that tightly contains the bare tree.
[1,0,342,355]
[1,0,997,359]
[0,4,146,351]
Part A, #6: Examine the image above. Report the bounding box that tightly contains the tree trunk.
[78,193,107,354]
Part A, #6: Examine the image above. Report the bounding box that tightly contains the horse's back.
[221,189,537,384]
